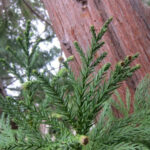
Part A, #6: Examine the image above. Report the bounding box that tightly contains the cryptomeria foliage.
[0,0,58,94]
[143,0,150,5]
[0,19,60,96]
[0,18,143,150]
[84,75,150,150]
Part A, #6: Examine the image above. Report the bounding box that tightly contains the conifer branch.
[0,18,144,150]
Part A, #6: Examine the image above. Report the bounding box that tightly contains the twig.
[22,0,52,27]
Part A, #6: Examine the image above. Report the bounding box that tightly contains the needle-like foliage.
[0,18,142,150]
[84,75,150,150]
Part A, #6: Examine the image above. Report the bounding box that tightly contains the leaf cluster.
[0,18,142,150]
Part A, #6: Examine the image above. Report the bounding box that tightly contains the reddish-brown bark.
[42,0,150,111]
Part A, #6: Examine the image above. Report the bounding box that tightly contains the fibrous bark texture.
[42,0,150,110]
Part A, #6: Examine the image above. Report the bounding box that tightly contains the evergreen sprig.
[85,75,150,150]
[0,18,143,150]
[33,17,140,142]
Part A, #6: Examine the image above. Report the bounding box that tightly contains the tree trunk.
[0,80,6,97]
[0,79,18,129]
[0,79,6,115]
[42,0,150,110]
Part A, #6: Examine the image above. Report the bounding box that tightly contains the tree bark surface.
[0,80,5,116]
[42,0,150,111]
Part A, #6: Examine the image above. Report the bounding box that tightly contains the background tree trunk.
[0,79,6,115]
[0,80,6,97]
[42,0,150,111]
[0,79,18,129]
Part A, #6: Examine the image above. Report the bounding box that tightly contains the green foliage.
[84,75,150,150]
[143,0,150,5]
[0,18,141,150]
[0,0,57,92]
[0,20,60,93]
[0,113,17,147]
[134,74,150,112]
[0,0,51,50]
